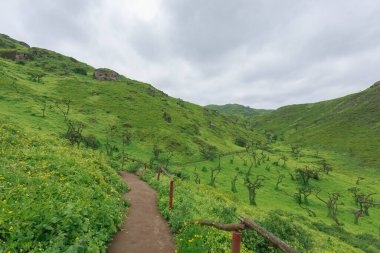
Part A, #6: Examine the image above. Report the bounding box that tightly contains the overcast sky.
[1,0,380,109]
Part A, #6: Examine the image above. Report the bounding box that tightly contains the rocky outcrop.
[0,50,30,61]
[14,52,30,61]
[93,68,120,81]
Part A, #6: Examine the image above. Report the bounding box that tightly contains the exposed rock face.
[93,68,120,81]
[0,50,30,61]
[14,52,30,61]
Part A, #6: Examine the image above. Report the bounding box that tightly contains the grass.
[0,124,127,252]
[1,33,379,252]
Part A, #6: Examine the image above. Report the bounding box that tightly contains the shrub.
[163,111,172,123]
[234,136,247,147]
[73,67,87,75]
[82,134,100,149]
[242,211,313,252]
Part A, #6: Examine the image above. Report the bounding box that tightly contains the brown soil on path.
[107,171,176,253]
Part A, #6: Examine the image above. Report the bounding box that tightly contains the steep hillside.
[0,123,127,251]
[0,34,260,164]
[206,104,271,117]
[252,84,380,166]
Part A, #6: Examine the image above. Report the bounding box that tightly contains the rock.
[93,68,120,81]
[0,50,30,61]
[14,52,30,61]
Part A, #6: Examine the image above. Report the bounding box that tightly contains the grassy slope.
[1,34,379,252]
[251,85,380,166]
[0,124,127,252]
[206,104,271,117]
[172,145,380,251]
[0,34,256,164]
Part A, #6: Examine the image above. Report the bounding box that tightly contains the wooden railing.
[193,217,299,253]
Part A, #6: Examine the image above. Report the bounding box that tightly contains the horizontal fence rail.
[193,217,299,253]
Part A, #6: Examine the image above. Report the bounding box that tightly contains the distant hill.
[252,84,380,166]
[205,104,271,117]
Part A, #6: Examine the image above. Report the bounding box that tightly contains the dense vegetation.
[1,33,379,252]
[0,124,127,252]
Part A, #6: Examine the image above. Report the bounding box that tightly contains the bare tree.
[65,120,84,148]
[319,159,333,175]
[299,203,316,217]
[55,99,71,121]
[275,172,285,190]
[315,190,343,225]
[295,166,320,185]
[348,188,378,224]
[244,175,266,205]
[209,156,222,187]
[294,186,313,204]
[105,124,118,156]
[231,173,238,193]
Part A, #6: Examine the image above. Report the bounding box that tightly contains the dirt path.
[107,171,176,253]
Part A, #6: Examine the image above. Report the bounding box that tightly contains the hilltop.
[206,104,271,118]
[251,84,380,166]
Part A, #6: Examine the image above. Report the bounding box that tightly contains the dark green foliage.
[73,67,87,75]
[212,206,237,223]
[163,111,172,123]
[64,120,84,148]
[199,143,218,160]
[242,211,313,252]
[295,167,320,185]
[244,175,266,205]
[82,134,101,149]
[234,136,247,147]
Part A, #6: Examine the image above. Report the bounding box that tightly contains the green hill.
[251,84,380,166]
[0,33,258,164]
[206,104,271,117]
[1,34,379,253]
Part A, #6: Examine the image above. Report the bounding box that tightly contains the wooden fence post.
[231,231,241,253]
[157,167,161,180]
[144,163,147,172]
[169,177,174,209]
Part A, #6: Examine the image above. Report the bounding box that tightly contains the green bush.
[73,67,87,75]
[82,134,101,149]
[242,210,313,252]
[234,136,247,147]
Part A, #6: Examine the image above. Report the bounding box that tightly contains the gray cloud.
[1,0,379,109]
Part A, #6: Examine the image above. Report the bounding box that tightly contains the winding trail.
[107,171,176,253]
